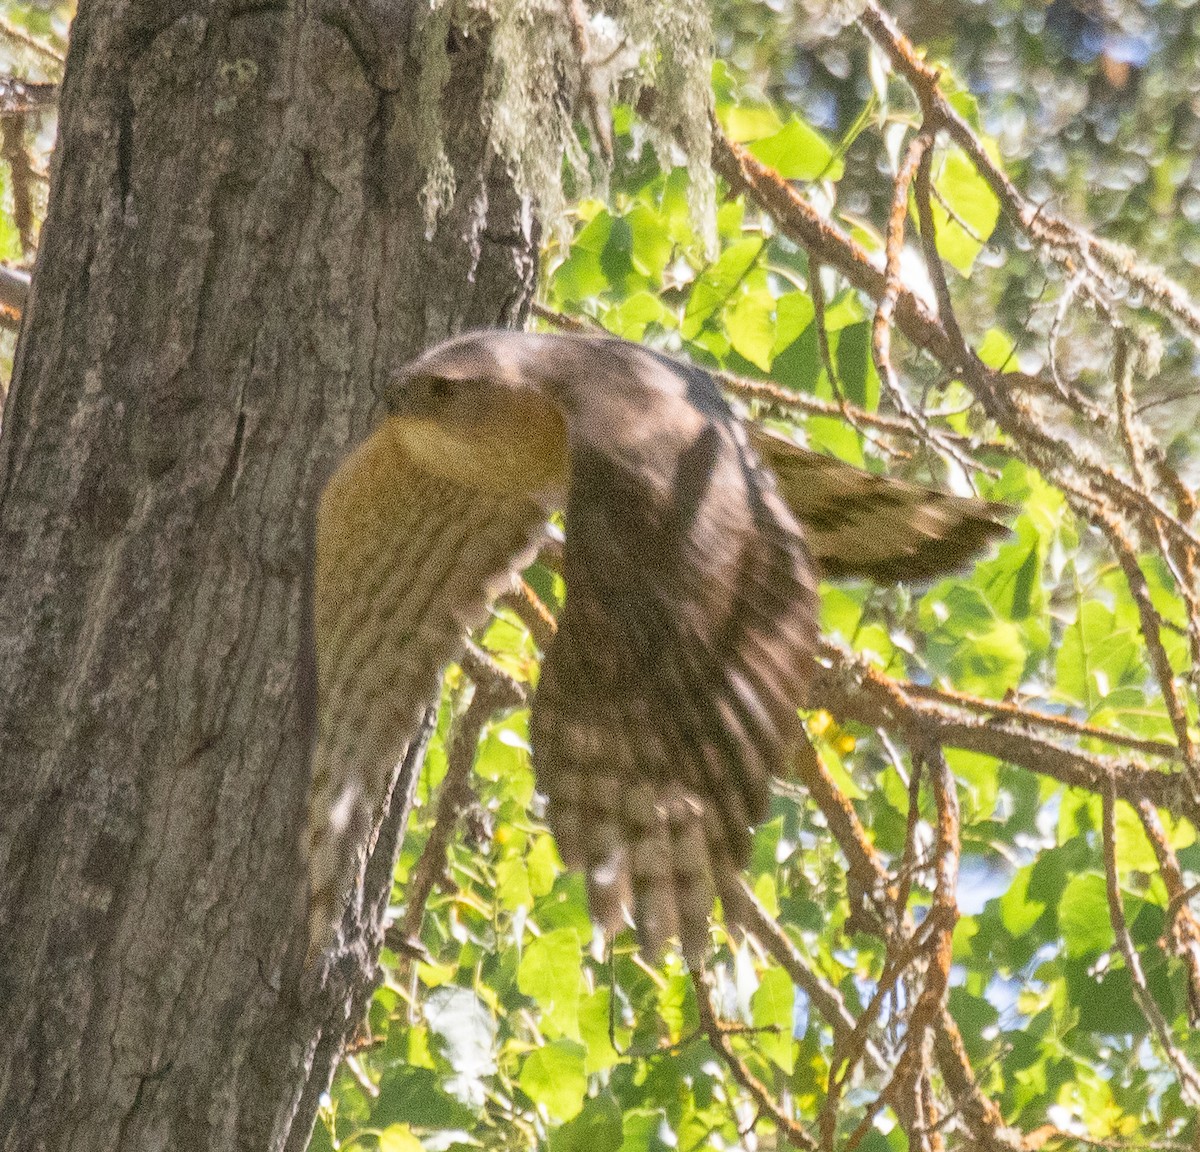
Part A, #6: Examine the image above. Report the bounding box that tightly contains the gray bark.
[0,3,534,1149]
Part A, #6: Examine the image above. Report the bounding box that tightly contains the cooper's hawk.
[306,331,1003,964]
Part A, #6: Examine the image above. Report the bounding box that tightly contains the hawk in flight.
[306,331,1003,964]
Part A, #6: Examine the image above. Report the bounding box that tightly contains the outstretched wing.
[307,419,548,961]
[749,425,1007,583]
[528,344,819,964]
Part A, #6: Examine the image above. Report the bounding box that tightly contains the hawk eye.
[428,378,453,400]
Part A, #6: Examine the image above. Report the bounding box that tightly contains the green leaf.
[550,1091,624,1152]
[834,322,880,410]
[725,287,776,370]
[720,103,784,143]
[618,1108,671,1152]
[518,929,584,1040]
[750,966,796,1073]
[473,717,535,808]
[1114,800,1160,872]
[977,328,1016,370]
[998,865,1046,937]
[496,854,533,910]
[976,526,1044,624]
[373,1067,477,1130]
[1059,873,1115,957]
[922,583,1027,695]
[1056,600,1141,709]
[929,147,1000,274]
[771,291,815,357]
[747,118,842,181]
[657,972,697,1040]
[626,204,675,280]
[553,212,615,303]
[534,871,595,938]
[520,1040,588,1121]
[579,989,625,1074]
[1058,789,1100,845]
[1067,961,1153,1035]
[378,1125,425,1152]
[308,1119,335,1152]
[527,833,561,898]
[607,291,676,341]
[820,584,865,642]
[951,616,1026,697]
[683,238,763,338]
[946,749,1001,823]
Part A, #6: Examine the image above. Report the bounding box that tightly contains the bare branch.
[814,642,1191,816]
[1102,782,1200,1107]
[388,647,527,954]
[858,0,1200,349]
[1137,800,1200,1027]
[733,878,889,1075]
[692,969,820,1151]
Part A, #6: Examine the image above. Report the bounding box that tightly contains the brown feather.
[307,331,1007,969]
[748,424,1008,583]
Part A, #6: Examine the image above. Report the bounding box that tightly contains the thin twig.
[713,124,1200,560]
[873,129,980,480]
[1136,799,1200,1026]
[389,648,526,952]
[691,970,820,1151]
[1101,781,1200,1107]
[814,641,1191,816]
[900,682,1182,760]
[734,878,889,1075]
[495,576,558,651]
[859,0,1200,348]
[0,18,64,68]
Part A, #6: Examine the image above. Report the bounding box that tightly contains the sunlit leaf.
[750,966,796,1073]
[378,1125,424,1152]
[1059,873,1115,957]
[748,118,843,181]
[683,238,764,338]
[929,146,1000,274]
[520,1040,588,1121]
[518,929,584,1040]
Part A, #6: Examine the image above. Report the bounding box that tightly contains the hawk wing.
[527,343,819,964]
[748,425,1008,583]
[306,419,549,960]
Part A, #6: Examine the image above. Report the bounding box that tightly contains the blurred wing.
[307,420,547,961]
[749,425,1008,583]
[529,359,819,965]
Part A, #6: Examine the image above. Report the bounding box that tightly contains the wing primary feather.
[747,424,1008,583]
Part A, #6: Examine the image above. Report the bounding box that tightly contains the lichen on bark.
[415,0,718,249]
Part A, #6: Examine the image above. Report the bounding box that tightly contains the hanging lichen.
[415,0,458,239]
[413,0,718,252]
[611,0,717,252]
[799,0,869,37]
[486,0,592,243]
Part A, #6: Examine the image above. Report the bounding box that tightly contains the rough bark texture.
[0,3,535,1149]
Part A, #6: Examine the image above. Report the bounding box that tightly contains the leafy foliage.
[0,0,1193,1149]
[315,7,1200,1151]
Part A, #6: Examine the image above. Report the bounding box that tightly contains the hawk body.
[306,331,1004,964]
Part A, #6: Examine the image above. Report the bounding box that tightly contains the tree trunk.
[0,4,534,1149]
